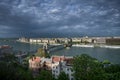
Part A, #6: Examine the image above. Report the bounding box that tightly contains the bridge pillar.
[43,43,48,50]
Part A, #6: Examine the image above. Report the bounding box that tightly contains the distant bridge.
[42,43,72,53]
[42,43,64,53]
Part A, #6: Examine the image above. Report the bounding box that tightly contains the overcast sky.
[0,0,120,38]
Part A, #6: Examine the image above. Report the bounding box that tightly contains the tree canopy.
[72,54,120,80]
[36,48,50,58]
[72,54,104,80]
[58,71,69,80]
[0,54,33,80]
[35,70,55,80]
[1,53,120,80]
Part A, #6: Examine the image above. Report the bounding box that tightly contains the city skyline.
[0,0,120,38]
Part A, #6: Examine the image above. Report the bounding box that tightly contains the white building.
[52,62,74,80]
[36,39,42,43]
[81,37,92,43]
[29,56,74,80]
[29,38,43,43]
[29,38,37,43]
[42,39,49,43]
[19,37,29,42]
[49,39,56,44]
[72,38,81,43]
[29,57,41,70]
[93,38,106,44]
[51,56,74,80]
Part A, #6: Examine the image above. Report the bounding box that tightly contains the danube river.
[0,40,120,64]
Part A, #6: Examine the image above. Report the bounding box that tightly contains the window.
[56,71,58,73]
[71,68,73,72]
[53,70,55,73]
[67,68,69,71]
[71,78,74,80]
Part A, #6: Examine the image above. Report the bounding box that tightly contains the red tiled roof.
[52,56,65,62]
[32,57,41,62]
[52,56,73,65]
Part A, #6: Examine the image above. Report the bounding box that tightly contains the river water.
[0,40,120,64]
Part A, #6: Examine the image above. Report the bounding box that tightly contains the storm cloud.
[0,0,120,38]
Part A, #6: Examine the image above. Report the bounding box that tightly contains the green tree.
[72,54,104,80]
[104,64,120,73]
[35,70,55,80]
[0,53,17,62]
[0,61,33,80]
[36,48,45,57]
[36,48,50,58]
[0,54,33,80]
[103,64,120,80]
[58,71,69,80]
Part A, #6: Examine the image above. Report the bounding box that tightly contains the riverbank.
[72,44,94,48]
[72,44,120,49]
[18,40,120,49]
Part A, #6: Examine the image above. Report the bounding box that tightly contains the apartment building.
[29,56,74,80]
[29,56,41,71]
[51,56,74,80]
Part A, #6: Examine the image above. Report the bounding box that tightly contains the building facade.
[29,56,74,80]
[51,56,74,80]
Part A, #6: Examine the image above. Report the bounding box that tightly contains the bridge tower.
[43,43,48,50]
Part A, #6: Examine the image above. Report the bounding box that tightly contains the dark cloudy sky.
[0,0,120,38]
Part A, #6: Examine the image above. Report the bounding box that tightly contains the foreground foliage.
[72,54,120,80]
[57,72,69,80]
[0,54,33,80]
[0,53,120,80]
